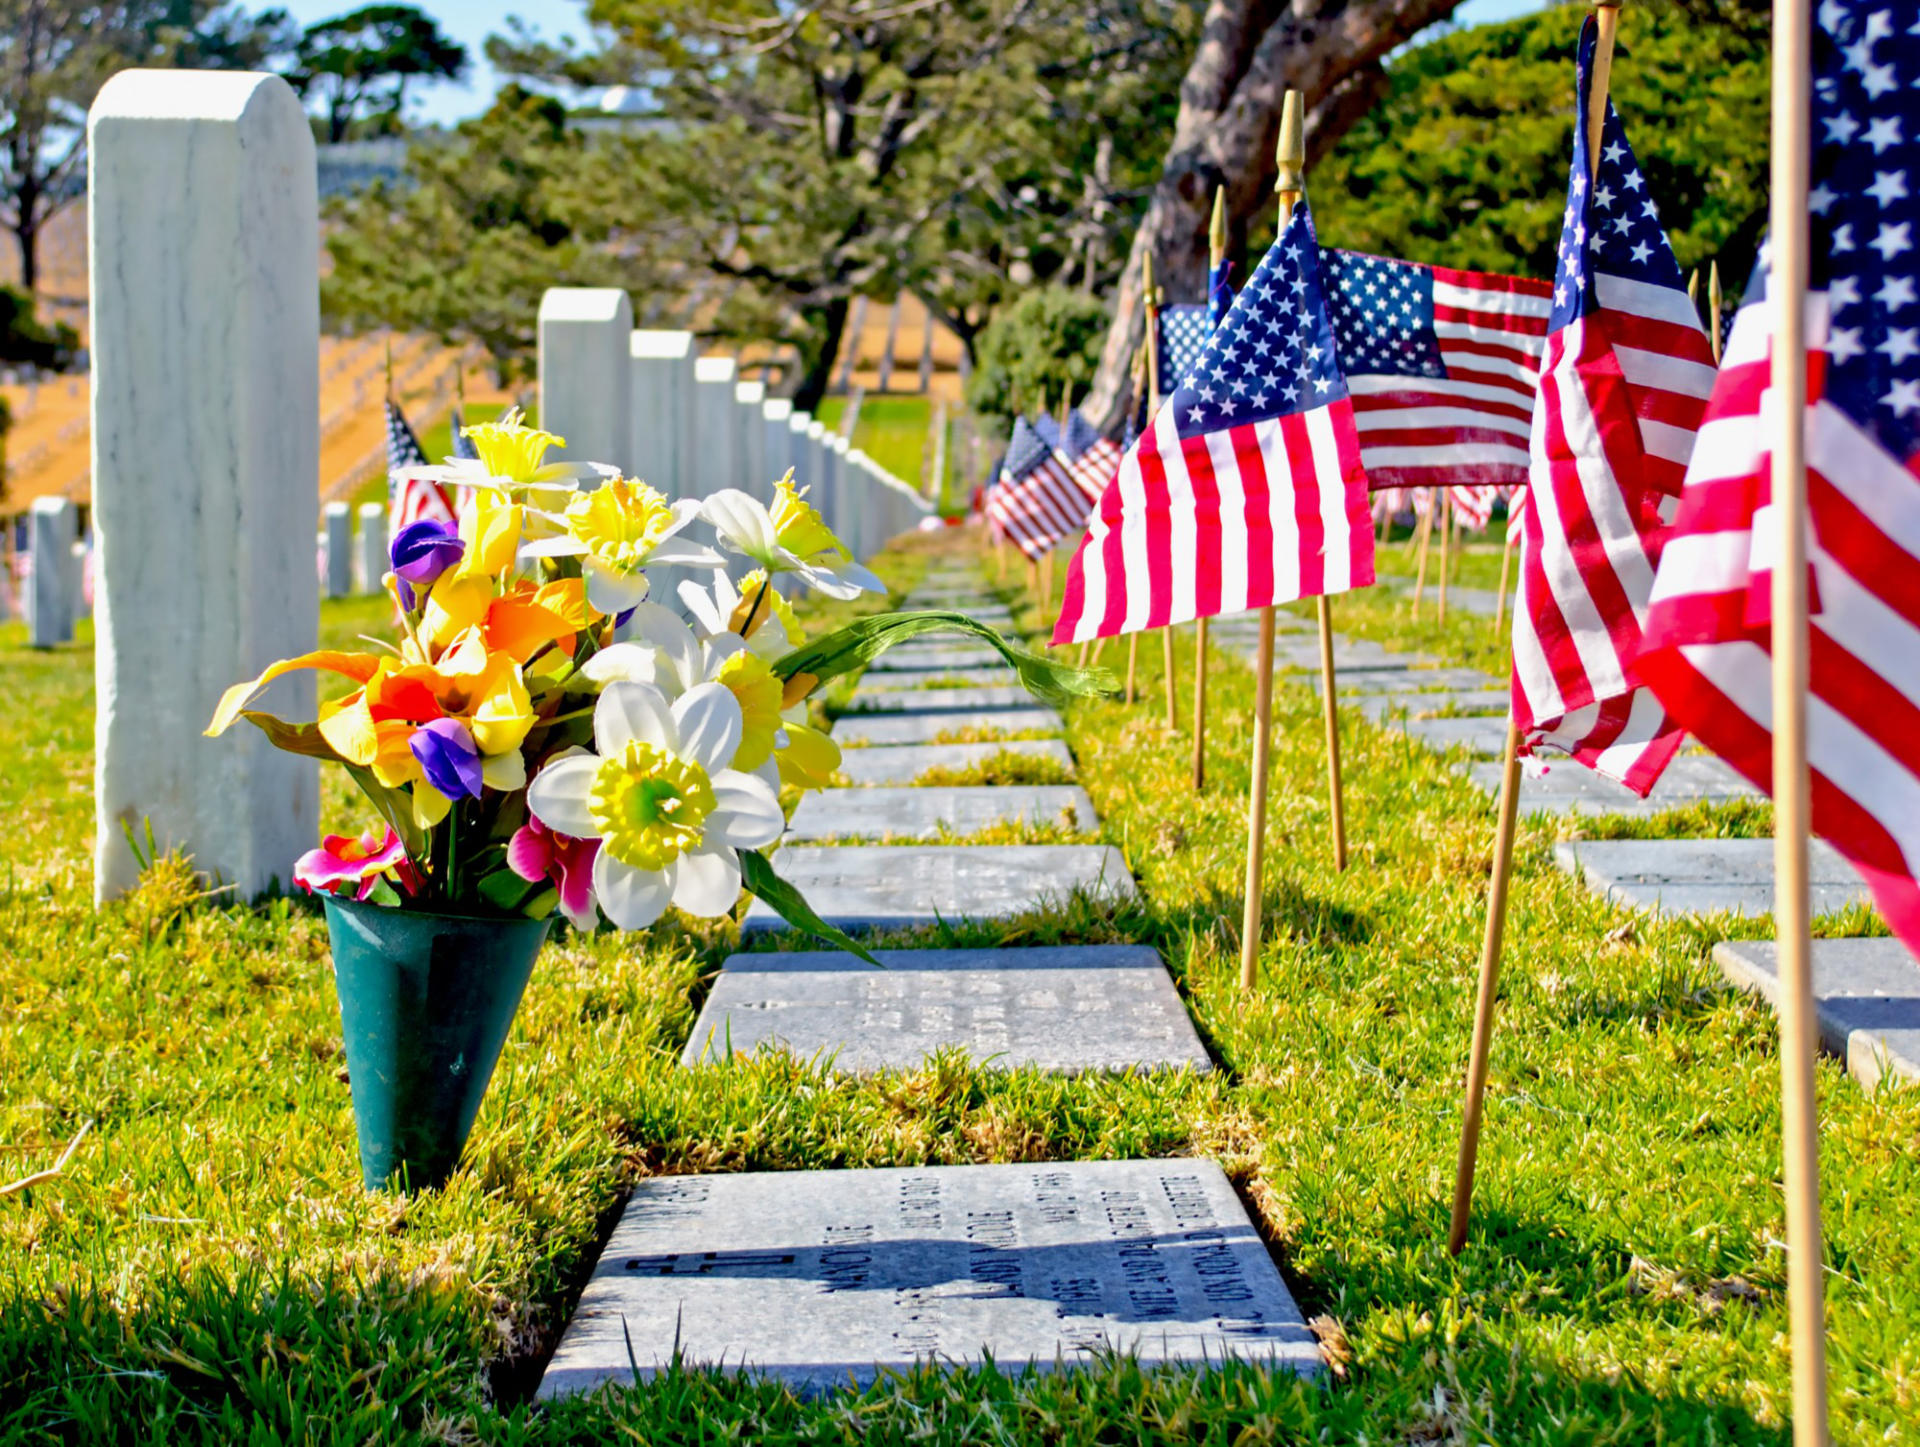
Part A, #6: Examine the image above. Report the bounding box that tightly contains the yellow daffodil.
[702,475,885,600]
[713,648,785,773]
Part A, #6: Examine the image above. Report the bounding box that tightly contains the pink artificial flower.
[507,815,600,931]
[294,825,419,901]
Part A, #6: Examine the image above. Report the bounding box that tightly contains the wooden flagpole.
[1127,255,1163,703]
[1193,187,1228,788]
[1493,521,1516,637]
[1437,488,1455,625]
[1767,0,1832,1432]
[1450,0,1622,1255]
[1241,90,1307,990]
[1411,489,1436,618]
[1708,260,1726,366]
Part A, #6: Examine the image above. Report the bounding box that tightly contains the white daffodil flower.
[702,475,885,600]
[520,480,724,614]
[678,570,802,661]
[525,680,784,930]
[582,605,789,792]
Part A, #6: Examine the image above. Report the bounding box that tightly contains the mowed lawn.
[1,529,1916,1444]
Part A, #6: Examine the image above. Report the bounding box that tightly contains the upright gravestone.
[829,434,853,552]
[90,70,320,902]
[804,418,832,518]
[691,357,740,502]
[323,501,352,599]
[27,496,75,647]
[787,409,813,487]
[357,502,387,594]
[762,397,794,488]
[538,288,632,472]
[733,379,767,499]
[628,330,694,497]
[843,446,871,561]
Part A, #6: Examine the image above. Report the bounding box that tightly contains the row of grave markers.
[77,68,935,906]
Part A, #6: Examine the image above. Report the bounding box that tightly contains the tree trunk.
[791,295,852,414]
[13,215,37,294]
[1082,0,1465,434]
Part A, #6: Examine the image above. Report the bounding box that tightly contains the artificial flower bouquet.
[206,411,1107,948]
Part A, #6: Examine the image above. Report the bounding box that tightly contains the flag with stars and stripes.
[386,398,457,532]
[1323,248,1552,493]
[1208,260,1235,332]
[1156,304,1212,392]
[1643,0,1920,950]
[985,416,1096,560]
[1053,198,1371,644]
[1511,17,1717,793]
[1061,407,1123,496]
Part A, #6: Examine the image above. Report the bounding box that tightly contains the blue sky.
[278,0,1545,129]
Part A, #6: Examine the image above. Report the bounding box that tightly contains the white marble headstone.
[27,496,75,647]
[89,70,320,901]
[538,288,632,473]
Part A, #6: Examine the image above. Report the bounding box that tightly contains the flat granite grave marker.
[742,844,1133,931]
[1556,838,1869,918]
[1271,639,1418,672]
[845,685,1037,714]
[835,740,1076,785]
[536,1158,1318,1398]
[856,667,1017,692]
[869,645,1010,673]
[836,706,1062,746]
[1712,938,1920,1089]
[682,945,1211,1073]
[1471,756,1762,817]
[787,785,1095,841]
[1397,716,1509,756]
[1357,689,1510,723]
[1315,667,1501,697]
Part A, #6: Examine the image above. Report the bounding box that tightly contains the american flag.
[1323,248,1552,493]
[1208,260,1235,332]
[1156,303,1212,391]
[985,417,1095,560]
[1511,17,1715,792]
[1061,408,1123,496]
[386,398,457,531]
[1053,198,1371,644]
[1643,0,1920,949]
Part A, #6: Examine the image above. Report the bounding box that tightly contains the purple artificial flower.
[410,717,485,801]
[389,519,465,606]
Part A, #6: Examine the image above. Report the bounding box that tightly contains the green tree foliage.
[1310,2,1768,287]
[291,3,467,143]
[965,286,1110,431]
[0,283,78,369]
[324,85,619,381]
[327,0,1194,409]
[0,0,297,290]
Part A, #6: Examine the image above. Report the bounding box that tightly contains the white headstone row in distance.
[537,289,934,566]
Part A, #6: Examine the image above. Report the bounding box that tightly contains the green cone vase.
[322,895,552,1192]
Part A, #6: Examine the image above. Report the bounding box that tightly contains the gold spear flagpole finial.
[1688,268,1701,305]
[1274,90,1306,205]
[1588,0,1624,180]
[1708,259,1725,365]
[1209,186,1228,270]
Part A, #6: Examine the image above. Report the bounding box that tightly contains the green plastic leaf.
[343,765,425,863]
[477,868,540,913]
[362,877,402,908]
[239,712,349,763]
[739,850,882,967]
[772,611,1116,707]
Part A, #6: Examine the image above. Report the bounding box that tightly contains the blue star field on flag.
[1550,65,1688,333]
[1166,202,1347,441]
[1156,303,1212,391]
[1322,250,1449,379]
[1809,0,1920,457]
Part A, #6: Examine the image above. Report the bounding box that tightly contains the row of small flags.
[979,0,1920,959]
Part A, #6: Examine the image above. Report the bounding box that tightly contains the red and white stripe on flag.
[1639,0,1920,951]
[1643,294,1920,948]
[985,420,1096,561]
[1053,198,1373,644]
[1509,19,1715,794]
[392,472,457,533]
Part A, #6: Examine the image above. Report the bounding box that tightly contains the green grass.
[0,531,1916,1442]
[845,394,936,492]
